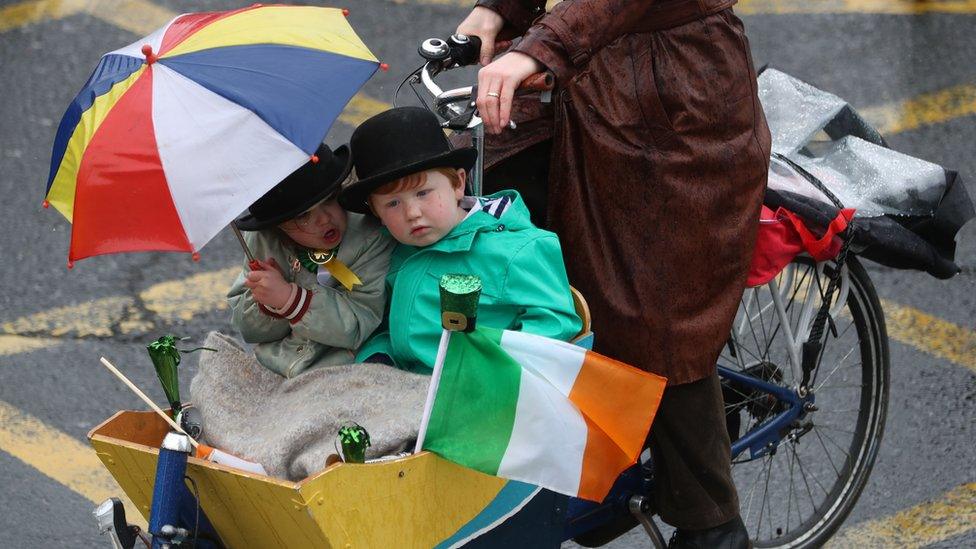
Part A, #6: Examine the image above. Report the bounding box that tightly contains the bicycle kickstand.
[629,495,667,549]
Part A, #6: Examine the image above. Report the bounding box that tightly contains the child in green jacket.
[229,144,394,378]
[339,107,581,373]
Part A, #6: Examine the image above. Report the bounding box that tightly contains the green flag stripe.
[424,327,522,475]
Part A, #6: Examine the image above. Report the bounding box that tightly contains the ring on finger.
[486,91,500,98]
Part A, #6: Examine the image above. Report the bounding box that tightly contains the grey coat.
[228,213,394,377]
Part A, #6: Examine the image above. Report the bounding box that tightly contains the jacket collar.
[393,190,531,257]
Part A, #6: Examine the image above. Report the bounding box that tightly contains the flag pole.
[414,274,483,454]
[414,329,451,453]
[98,356,199,448]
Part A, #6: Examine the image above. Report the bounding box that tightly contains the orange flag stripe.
[568,351,667,501]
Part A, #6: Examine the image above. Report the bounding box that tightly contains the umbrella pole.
[231,222,261,270]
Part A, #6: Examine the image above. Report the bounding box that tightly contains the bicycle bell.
[419,38,450,62]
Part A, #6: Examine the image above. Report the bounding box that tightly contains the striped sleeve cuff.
[259,283,313,324]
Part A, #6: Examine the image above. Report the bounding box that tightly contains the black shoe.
[668,516,750,549]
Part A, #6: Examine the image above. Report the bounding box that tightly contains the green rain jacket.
[356,190,581,373]
[228,213,394,378]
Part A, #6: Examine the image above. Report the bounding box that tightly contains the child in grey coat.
[229,144,394,378]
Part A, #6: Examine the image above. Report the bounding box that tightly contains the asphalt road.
[1,0,974,547]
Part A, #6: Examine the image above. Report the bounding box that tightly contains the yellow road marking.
[860,82,976,136]
[140,267,238,323]
[0,335,59,356]
[85,0,176,36]
[1,268,238,341]
[0,0,86,33]
[2,296,139,338]
[828,482,976,548]
[1,0,390,145]
[737,0,976,15]
[0,399,146,527]
[338,92,392,126]
[881,299,976,373]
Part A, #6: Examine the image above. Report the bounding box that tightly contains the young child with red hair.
[339,107,580,373]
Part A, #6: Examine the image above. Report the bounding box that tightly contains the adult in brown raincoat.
[458,0,770,545]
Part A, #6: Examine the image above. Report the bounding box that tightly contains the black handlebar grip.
[449,34,482,67]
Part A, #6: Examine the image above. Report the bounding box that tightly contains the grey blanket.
[189,332,429,480]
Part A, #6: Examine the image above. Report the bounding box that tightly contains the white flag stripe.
[107,15,180,59]
[496,368,588,497]
[151,64,308,251]
[499,330,586,396]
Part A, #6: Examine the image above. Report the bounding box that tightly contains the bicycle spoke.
[811,312,857,387]
[791,442,822,507]
[813,428,842,477]
[814,425,854,459]
[817,383,865,390]
[815,423,858,437]
[743,453,771,528]
[801,443,832,497]
[813,344,858,392]
[757,453,775,538]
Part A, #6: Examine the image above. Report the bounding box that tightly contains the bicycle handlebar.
[414,34,554,130]
[517,72,555,93]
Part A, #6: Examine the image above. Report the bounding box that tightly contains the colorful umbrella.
[45,5,382,266]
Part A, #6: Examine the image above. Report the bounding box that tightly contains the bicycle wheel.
[720,255,889,548]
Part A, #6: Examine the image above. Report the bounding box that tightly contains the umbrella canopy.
[45,5,380,265]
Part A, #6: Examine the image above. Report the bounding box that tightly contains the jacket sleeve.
[484,0,664,84]
[227,266,292,344]
[289,231,395,349]
[476,0,547,36]
[354,329,394,363]
[503,234,583,341]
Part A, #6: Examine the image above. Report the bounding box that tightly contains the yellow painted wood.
[89,411,509,548]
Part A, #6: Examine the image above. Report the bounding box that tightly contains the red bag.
[747,205,856,287]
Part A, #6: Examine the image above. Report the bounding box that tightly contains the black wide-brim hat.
[339,106,477,214]
[235,144,352,231]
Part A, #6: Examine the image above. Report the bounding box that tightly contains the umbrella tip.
[42,199,49,209]
[380,63,389,72]
[67,260,74,270]
[141,44,157,64]
[310,154,319,164]
[342,8,349,16]
[192,252,201,262]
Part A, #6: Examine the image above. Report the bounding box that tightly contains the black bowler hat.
[235,144,352,231]
[339,107,477,214]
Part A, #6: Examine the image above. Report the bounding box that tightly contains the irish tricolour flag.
[417,326,666,502]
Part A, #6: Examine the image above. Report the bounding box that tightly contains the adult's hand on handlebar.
[456,6,505,66]
[476,52,544,135]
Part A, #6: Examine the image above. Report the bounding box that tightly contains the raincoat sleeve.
[289,230,395,349]
[228,266,292,344]
[475,0,546,36]
[504,233,582,340]
[479,0,676,84]
[354,327,393,363]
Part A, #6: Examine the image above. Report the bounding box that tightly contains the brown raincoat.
[479,0,771,384]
